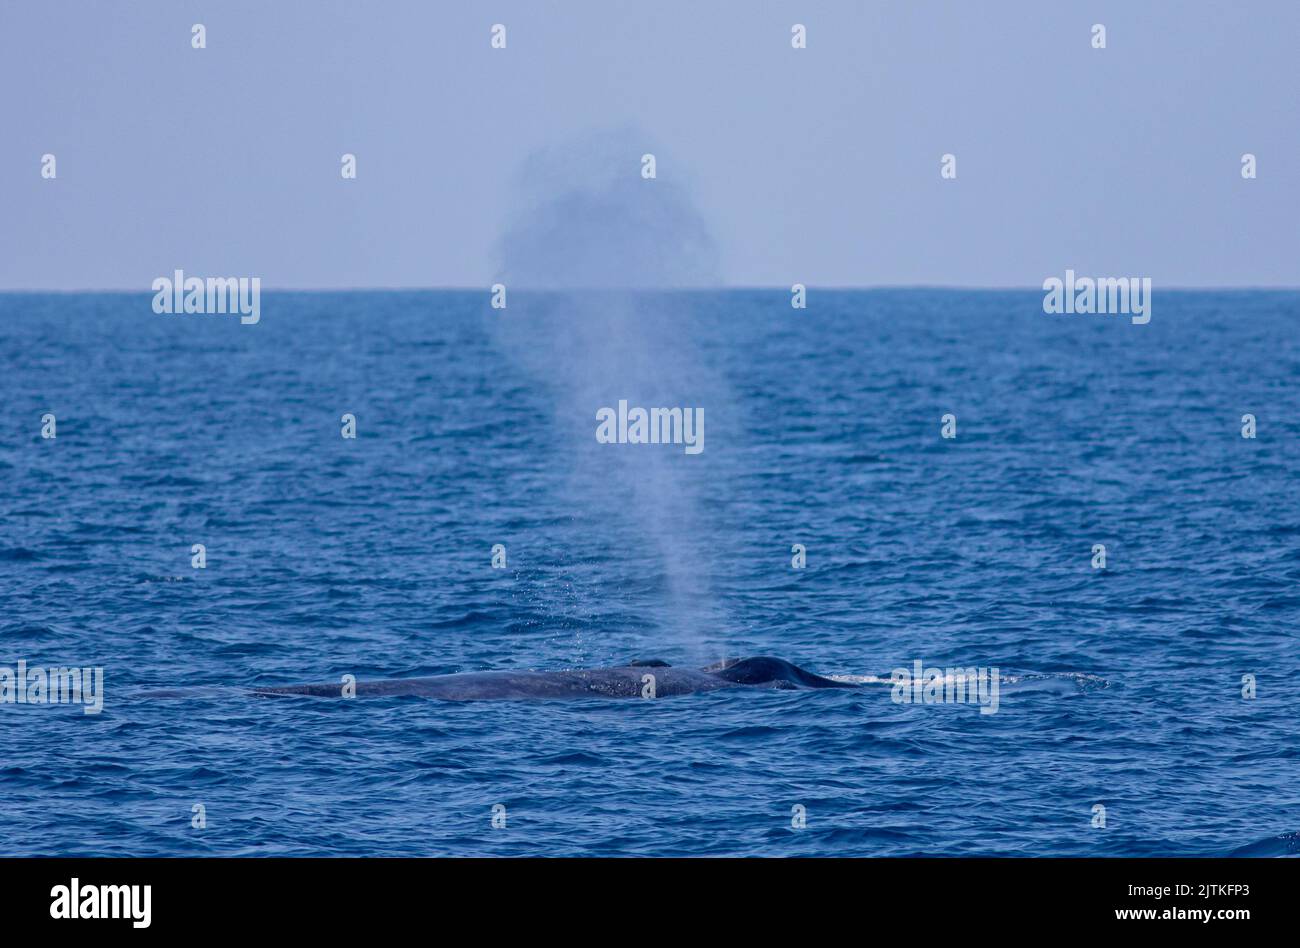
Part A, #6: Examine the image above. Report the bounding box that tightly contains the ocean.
[1,288,1297,856]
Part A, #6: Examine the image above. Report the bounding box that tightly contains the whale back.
[249,656,854,700]
[704,656,854,690]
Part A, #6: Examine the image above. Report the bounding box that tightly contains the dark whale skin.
[253,656,854,701]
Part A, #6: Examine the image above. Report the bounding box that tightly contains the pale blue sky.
[1,0,1295,289]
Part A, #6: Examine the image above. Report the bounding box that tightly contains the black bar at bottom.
[0,857,1285,933]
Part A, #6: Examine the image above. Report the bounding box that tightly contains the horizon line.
[2,284,1298,294]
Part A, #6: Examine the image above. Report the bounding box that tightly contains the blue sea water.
[1,288,1298,857]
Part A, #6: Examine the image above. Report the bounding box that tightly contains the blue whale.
[253,656,856,701]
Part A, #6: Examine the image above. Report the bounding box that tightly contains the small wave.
[536,751,608,766]
[1229,832,1300,857]
[828,673,891,685]
[827,671,1109,696]
[718,725,782,740]
[0,547,41,562]
[829,671,1108,688]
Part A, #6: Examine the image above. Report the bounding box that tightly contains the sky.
[0,0,1296,289]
